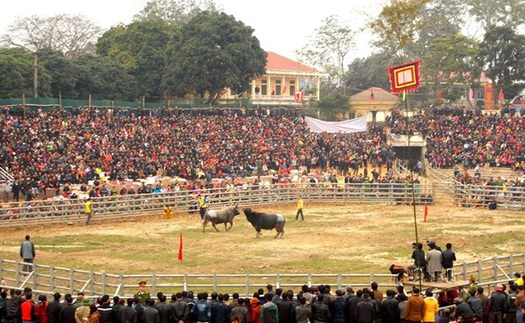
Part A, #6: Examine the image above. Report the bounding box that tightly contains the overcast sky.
[0,0,386,61]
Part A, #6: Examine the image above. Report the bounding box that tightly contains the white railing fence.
[1,254,524,299]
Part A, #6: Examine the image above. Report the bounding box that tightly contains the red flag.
[424,204,428,222]
[178,234,183,261]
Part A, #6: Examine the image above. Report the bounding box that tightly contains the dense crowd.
[2,277,524,323]
[1,106,525,201]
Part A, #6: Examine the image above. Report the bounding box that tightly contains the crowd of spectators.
[1,105,525,203]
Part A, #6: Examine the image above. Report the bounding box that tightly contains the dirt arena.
[1,200,522,277]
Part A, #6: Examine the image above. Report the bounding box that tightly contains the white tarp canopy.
[305,116,368,133]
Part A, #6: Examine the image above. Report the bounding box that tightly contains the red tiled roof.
[266,51,319,73]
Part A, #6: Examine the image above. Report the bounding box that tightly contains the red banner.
[294,90,305,102]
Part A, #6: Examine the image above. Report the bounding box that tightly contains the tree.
[0,48,51,99]
[369,0,431,60]
[1,14,101,98]
[423,34,481,102]
[97,19,176,101]
[298,15,354,94]
[38,48,80,98]
[477,25,525,102]
[74,55,138,101]
[2,14,102,58]
[162,11,266,105]
[133,0,220,25]
[316,92,351,121]
[467,0,525,32]
[346,51,394,93]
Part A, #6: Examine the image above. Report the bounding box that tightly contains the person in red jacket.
[36,294,48,323]
[20,292,36,323]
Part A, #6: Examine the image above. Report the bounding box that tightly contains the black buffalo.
[202,205,240,232]
[243,208,286,239]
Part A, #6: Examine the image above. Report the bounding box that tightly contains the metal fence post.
[462,262,467,281]
[213,274,217,292]
[509,255,514,277]
[245,274,249,298]
[478,260,483,283]
[70,269,75,294]
[152,274,157,297]
[493,257,498,282]
[276,274,280,289]
[184,274,188,291]
[50,266,55,292]
[102,272,107,295]
[90,271,95,296]
[308,274,312,287]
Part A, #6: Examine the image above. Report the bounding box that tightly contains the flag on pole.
[370,89,375,101]
[498,88,504,110]
[402,90,406,102]
[178,234,183,261]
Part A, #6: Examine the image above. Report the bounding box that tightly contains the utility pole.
[33,52,38,98]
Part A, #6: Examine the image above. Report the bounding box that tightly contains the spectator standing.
[295,196,304,221]
[311,292,331,323]
[488,285,507,323]
[422,290,438,323]
[143,298,159,323]
[20,292,36,323]
[58,294,76,323]
[74,299,91,323]
[356,291,376,323]
[295,297,311,323]
[6,289,23,323]
[506,285,518,323]
[260,294,278,323]
[85,198,92,225]
[405,288,424,323]
[47,293,61,323]
[249,297,262,323]
[382,290,400,323]
[134,281,150,307]
[19,235,35,275]
[36,295,48,323]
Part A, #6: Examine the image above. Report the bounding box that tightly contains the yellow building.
[222,52,325,106]
[349,87,400,121]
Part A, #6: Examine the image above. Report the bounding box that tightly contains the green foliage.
[162,11,266,104]
[73,55,138,101]
[423,34,481,101]
[477,25,525,102]
[133,0,220,25]
[467,0,525,31]
[96,19,176,101]
[346,52,393,93]
[317,92,350,121]
[369,0,431,59]
[0,48,51,99]
[38,48,80,98]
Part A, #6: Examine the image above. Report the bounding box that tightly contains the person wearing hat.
[452,297,474,323]
[74,298,91,323]
[488,285,507,323]
[249,297,262,323]
[134,281,150,307]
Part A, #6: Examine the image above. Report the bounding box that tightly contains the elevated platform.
[403,280,470,291]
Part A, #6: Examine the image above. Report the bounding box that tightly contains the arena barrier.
[1,254,524,299]
[0,182,436,228]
